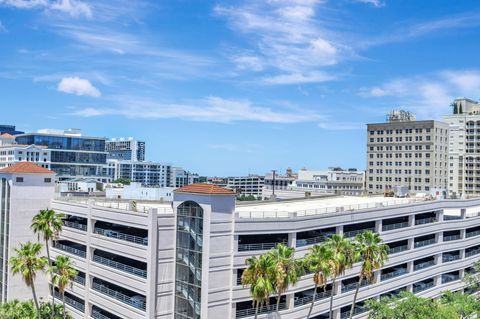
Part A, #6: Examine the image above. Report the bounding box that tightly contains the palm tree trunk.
[62,292,66,319]
[31,281,40,318]
[329,275,337,319]
[349,277,363,319]
[276,290,281,312]
[254,301,259,319]
[306,283,318,319]
[46,239,55,319]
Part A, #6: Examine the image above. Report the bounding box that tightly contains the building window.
[15,177,23,183]
[44,178,51,183]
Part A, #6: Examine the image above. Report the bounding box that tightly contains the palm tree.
[304,244,333,319]
[31,208,64,318]
[9,242,47,316]
[50,256,78,319]
[268,244,303,312]
[241,254,275,319]
[325,234,355,319]
[349,231,389,319]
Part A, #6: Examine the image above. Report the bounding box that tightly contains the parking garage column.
[408,214,414,227]
[406,260,413,273]
[408,237,415,250]
[461,208,467,219]
[436,209,444,222]
[288,232,297,248]
[336,226,343,236]
[436,232,443,243]
[287,293,295,310]
[460,228,466,239]
[375,219,382,233]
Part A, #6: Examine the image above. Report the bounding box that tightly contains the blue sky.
[1,0,480,176]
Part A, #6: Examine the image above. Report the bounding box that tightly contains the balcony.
[466,229,480,238]
[236,301,287,318]
[442,273,460,284]
[414,260,435,271]
[92,279,146,311]
[62,220,87,231]
[381,268,408,281]
[340,304,366,319]
[414,217,436,225]
[382,221,409,232]
[296,228,336,248]
[53,241,86,258]
[442,253,460,263]
[54,290,84,313]
[73,272,86,286]
[344,228,375,238]
[94,226,148,246]
[341,280,368,293]
[388,244,409,254]
[92,306,122,319]
[413,280,435,293]
[443,234,461,242]
[294,288,332,307]
[238,242,287,252]
[414,238,436,248]
[466,247,480,258]
[93,252,147,278]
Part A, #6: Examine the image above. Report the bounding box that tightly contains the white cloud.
[214,1,349,84]
[359,70,480,118]
[0,0,91,18]
[57,76,101,97]
[262,72,335,85]
[71,96,323,123]
[353,0,385,7]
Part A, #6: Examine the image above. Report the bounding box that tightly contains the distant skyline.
[2,0,480,176]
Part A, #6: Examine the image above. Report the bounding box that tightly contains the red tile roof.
[0,133,14,138]
[175,183,234,195]
[0,162,55,174]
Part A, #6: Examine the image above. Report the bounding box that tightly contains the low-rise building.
[105,182,174,202]
[227,174,265,197]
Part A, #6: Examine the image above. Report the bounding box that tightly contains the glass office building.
[15,132,109,181]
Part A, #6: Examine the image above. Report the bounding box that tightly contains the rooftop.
[0,162,55,174]
[175,183,235,195]
[0,133,14,138]
[235,196,421,218]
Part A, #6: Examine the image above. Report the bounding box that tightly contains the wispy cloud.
[352,0,385,7]
[359,69,480,118]
[0,0,92,18]
[70,96,324,123]
[214,0,350,84]
[57,76,101,97]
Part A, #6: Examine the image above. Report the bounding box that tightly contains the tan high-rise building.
[366,110,449,195]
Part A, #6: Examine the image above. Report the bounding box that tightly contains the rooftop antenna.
[272,169,277,198]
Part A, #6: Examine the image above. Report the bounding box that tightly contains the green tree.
[325,234,355,319]
[268,244,303,312]
[304,244,333,319]
[440,291,480,319]
[349,231,389,319]
[31,209,64,318]
[0,299,36,319]
[112,178,131,185]
[9,242,48,316]
[50,256,78,319]
[241,254,275,319]
[463,260,480,294]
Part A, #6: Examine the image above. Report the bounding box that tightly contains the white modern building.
[0,144,51,170]
[227,175,265,197]
[0,162,55,303]
[171,167,199,188]
[367,111,449,196]
[293,168,365,196]
[106,138,146,162]
[107,159,172,187]
[32,182,480,319]
[106,182,174,202]
[57,178,101,193]
[444,98,480,197]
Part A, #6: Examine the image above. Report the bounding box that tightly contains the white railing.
[62,220,87,231]
[93,254,147,278]
[236,198,423,219]
[53,243,86,258]
[94,227,147,246]
[92,281,146,311]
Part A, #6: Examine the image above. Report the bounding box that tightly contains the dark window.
[15,177,23,183]
[44,178,51,183]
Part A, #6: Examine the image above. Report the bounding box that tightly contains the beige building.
[367,110,449,196]
[444,98,480,197]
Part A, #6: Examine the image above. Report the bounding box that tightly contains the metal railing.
[294,290,331,307]
[92,281,146,311]
[73,275,85,286]
[54,291,84,312]
[93,254,147,278]
[296,234,333,247]
[414,238,436,248]
[238,241,287,252]
[413,282,434,293]
[442,275,460,284]
[442,254,460,263]
[466,229,480,238]
[444,215,463,220]
[344,228,375,238]
[236,302,287,318]
[236,198,424,219]
[62,220,87,231]
[53,243,86,258]
[388,245,409,254]
[415,217,436,225]
[340,307,366,319]
[341,281,368,293]
[381,269,408,281]
[382,221,409,232]
[94,227,148,246]
[443,234,461,242]
[92,310,114,319]
[414,260,435,271]
[466,249,480,258]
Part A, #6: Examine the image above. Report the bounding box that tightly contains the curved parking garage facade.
[48,184,480,319]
